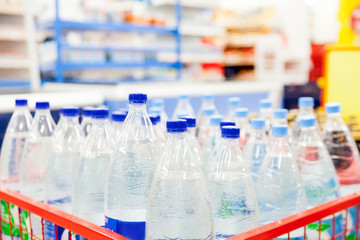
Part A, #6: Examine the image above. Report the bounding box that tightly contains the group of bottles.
[0,93,359,240]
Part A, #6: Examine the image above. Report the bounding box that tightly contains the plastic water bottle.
[151,99,168,123]
[149,107,166,132]
[243,118,268,182]
[235,108,250,149]
[259,99,272,134]
[172,94,195,119]
[208,126,259,239]
[73,108,112,226]
[291,97,315,144]
[197,93,217,135]
[200,115,222,156]
[0,99,32,191]
[180,117,204,173]
[146,120,213,240]
[53,107,65,137]
[272,108,288,126]
[20,101,56,201]
[149,114,166,149]
[80,107,94,137]
[105,93,157,240]
[111,111,127,140]
[197,106,216,146]
[257,125,307,226]
[45,107,84,240]
[226,97,241,121]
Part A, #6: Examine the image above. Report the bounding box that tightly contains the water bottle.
[151,99,168,123]
[243,118,268,182]
[149,114,166,149]
[20,101,55,201]
[257,125,307,229]
[180,117,204,173]
[45,107,84,240]
[0,99,32,240]
[272,108,288,126]
[208,126,259,239]
[149,107,166,132]
[172,94,195,119]
[197,106,216,146]
[105,93,157,240]
[259,99,272,134]
[111,111,127,140]
[0,99,32,191]
[235,108,250,149]
[80,107,94,137]
[197,93,217,135]
[73,108,112,226]
[291,97,315,144]
[146,120,213,240]
[295,116,343,240]
[225,97,241,121]
[53,107,65,137]
[200,114,222,155]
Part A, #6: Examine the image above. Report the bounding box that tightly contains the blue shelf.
[61,44,176,53]
[38,20,178,35]
[0,79,31,88]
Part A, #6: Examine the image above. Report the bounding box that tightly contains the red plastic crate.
[1,185,360,240]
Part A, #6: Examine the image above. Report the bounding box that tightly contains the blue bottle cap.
[210,115,223,126]
[300,116,316,127]
[167,119,187,133]
[236,108,248,118]
[156,115,161,123]
[228,97,241,106]
[260,99,272,108]
[82,107,95,117]
[273,109,288,119]
[62,107,79,117]
[179,94,189,99]
[203,106,216,116]
[298,97,314,107]
[222,126,240,139]
[149,114,158,125]
[180,117,196,128]
[92,108,109,119]
[36,101,50,110]
[272,125,288,137]
[325,102,341,114]
[129,93,147,104]
[15,99,27,107]
[203,93,214,101]
[152,99,164,108]
[149,107,162,115]
[251,118,265,129]
[220,121,236,128]
[112,111,127,122]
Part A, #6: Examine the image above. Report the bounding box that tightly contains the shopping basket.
[0,186,126,240]
[1,185,360,240]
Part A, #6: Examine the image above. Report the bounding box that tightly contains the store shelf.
[0,59,30,69]
[151,0,220,9]
[158,52,223,63]
[180,24,225,37]
[61,44,176,53]
[0,79,31,88]
[0,4,24,15]
[37,20,178,35]
[224,56,255,66]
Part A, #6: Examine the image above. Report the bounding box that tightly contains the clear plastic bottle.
[225,97,241,121]
[272,108,288,126]
[197,106,216,145]
[111,111,127,140]
[198,114,222,149]
[146,120,213,240]
[180,117,204,173]
[323,102,360,187]
[0,99,32,191]
[291,97,315,144]
[151,99,168,123]
[235,108,250,149]
[53,107,65,137]
[72,108,112,226]
[105,93,157,240]
[257,125,307,226]
[149,114,166,150]
[80,106,95,137]
[149,107,166,132]
[208,126,259,239]
[172,94,195,119]
[197,93,217,135]
[259,99,272,134]
[243,118,268,183]
[20,101,56,201]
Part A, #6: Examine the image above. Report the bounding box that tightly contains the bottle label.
[306,212,345,240]
[44,220,80,240]
[1,200,20,239]
[105,216,145,240]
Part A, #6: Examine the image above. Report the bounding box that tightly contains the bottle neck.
[129,103,147,112]
[222,137,239,145]
[252,128,267,138]
[260,108,272,118]
[168,132,186,141]
[187,127,196,136]
[34,109,51,117]
[299,106,314,115]
[63,116,79,124]
[92,118,108,126]
[299,125,319,139]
